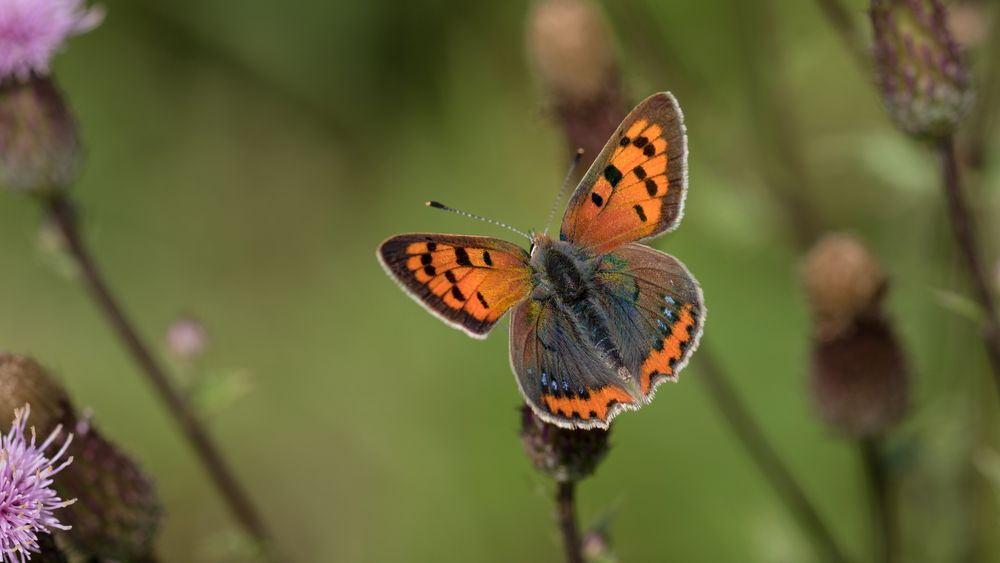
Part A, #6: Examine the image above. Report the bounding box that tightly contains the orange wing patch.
[560,92,688,253]
[640,303,698,395]
[379,234,533,337]
[543,384,636,422]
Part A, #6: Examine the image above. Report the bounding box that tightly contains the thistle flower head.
[0,0,103,82]
[870,0,973,139]
[0,355,161,560]
[0,404,75,563]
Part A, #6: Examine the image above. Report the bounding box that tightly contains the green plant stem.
[45,195,277,560]
[860,438,896,563]
[556,481,584,563]
[696,346,849,563]
[939,136,1000,394]
[812,0,869,71]
[731,0,826,248]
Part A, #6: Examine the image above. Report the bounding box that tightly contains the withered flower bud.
[801,236,909,437]
[870,0,974,139]
[802,234,888,341]
[520,405,609,483]
[0,76,81,195]
[810,318,909,437]
[0,354,161,560]
[527,0,627,162]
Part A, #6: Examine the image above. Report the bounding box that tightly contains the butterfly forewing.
[560,92,688,253]
[378,234,533,338]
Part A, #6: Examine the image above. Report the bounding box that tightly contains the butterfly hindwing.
[600,243,704,398]
[560,92,688,254]
[378,234,533,338]
[509,296,639,430]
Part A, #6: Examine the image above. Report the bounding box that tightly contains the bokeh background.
[1,0,998,561]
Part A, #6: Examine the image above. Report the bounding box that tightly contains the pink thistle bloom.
[0,405,75,563]
[0,0,104,81]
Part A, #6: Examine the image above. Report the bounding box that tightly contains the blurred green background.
[1,0,999,561]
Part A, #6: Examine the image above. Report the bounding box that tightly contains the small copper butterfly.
[378,92,705,429]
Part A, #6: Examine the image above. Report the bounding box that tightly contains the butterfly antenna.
[542,148,584,236]
[426,201,532,241]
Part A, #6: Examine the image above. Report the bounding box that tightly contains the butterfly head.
[528,231,555,258]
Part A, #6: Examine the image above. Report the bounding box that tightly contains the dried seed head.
[0,354,73,429]
[802,234,888,341]
[810,318,909,437]
[870,0,974,139]
[0,76,81,195]
[520,405,609,483]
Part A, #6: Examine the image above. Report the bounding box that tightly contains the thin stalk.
[860,438,896,563]
[556,481,583,563]
[45,195,276,559]
[938,136,1000,394]
[696,346,849,563]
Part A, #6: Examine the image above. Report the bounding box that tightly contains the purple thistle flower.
[0,0,104,82]
[0,405,75,563]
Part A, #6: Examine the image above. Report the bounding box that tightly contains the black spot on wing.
[634,165,647,180]
[633,136,648,148]
[423,265,436,277]
[482,250,493,266]
[444,270,457,283]
[591,192,604,207]
[603,165,623,187]
[476,291,489,309]
[633,204,647,222]
[643,143,656,157]
[455,247,472,267]
[420,253,432,265]
[645,178,657,196]
[451,286,466,301]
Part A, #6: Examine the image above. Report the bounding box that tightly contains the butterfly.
[378,92,704,430]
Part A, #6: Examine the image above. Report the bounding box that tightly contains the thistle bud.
[166,315,209,361]
[800,236,909,437]
[802,234,888,341]
[0,76,81,195]
[527,0,626,162]
[520,405,609,483]
[870,0,974,139]
[0,354,161,560]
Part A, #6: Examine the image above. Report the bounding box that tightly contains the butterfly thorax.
[529,235,596,303]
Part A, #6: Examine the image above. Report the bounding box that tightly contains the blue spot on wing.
[664,295,677,305]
